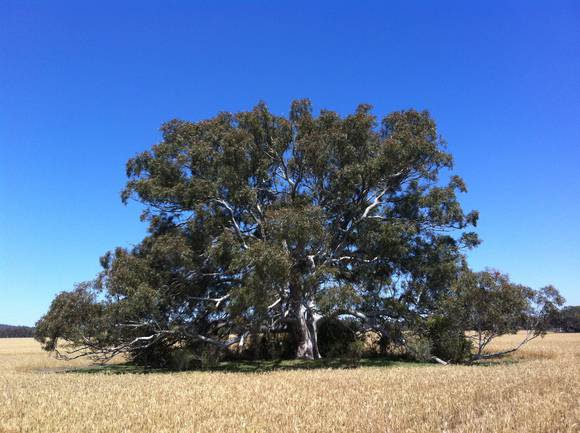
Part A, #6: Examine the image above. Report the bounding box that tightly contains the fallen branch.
[431,356,448,365]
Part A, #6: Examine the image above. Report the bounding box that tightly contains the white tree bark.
[295,304,322,359]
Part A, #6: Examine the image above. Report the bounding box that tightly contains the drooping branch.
[471,330,541,361]
[55,330,176,363]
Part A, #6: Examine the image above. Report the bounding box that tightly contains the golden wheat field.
[0,334,578,433]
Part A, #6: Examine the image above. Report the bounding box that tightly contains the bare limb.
[212,198,249,250]
[471,330,541,361]
[189,294,231,308]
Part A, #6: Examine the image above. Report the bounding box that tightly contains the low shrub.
[317,318,358,357]
[425,316,472,363]
[405,335,432,362]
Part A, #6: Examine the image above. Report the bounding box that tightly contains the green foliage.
[34,285,107,353]
[167,349,201,371]
[343,340,365,366]
[36,100,481,364]
[130,341,176,368]
[425,316,472,363]
[317,318,358,357]
[0,324,35,338]
[253,333,293,360]
[405,335,432,362]
[199,346,222,369]
[440,269,564,361]
[554,306,580,332]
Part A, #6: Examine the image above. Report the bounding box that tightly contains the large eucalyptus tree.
[36,100,479,361]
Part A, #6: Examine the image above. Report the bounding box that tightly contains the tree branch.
[212,198,249,250]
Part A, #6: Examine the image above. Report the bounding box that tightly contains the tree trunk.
[294,304,321,360]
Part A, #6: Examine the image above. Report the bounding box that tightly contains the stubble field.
[0,333,578,433]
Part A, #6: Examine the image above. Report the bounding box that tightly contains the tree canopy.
[35,100,561,366]
[438,269,564,361]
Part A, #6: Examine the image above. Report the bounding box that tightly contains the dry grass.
[0,333,578,433]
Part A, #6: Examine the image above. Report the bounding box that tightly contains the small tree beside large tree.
[442,269,564,361]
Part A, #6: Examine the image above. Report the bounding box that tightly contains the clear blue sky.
[1,1,579,326]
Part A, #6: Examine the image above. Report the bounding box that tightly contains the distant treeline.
[550,306,580,332]
[0,324,35,338]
